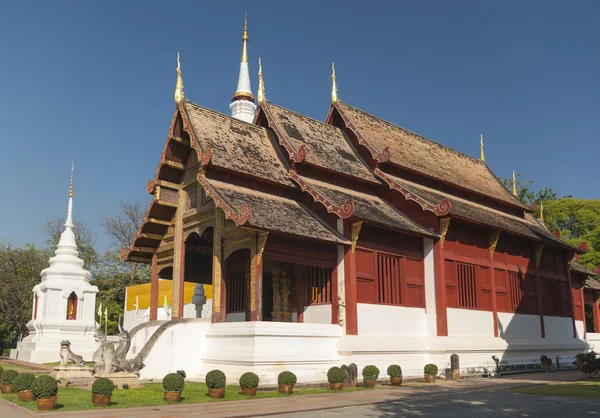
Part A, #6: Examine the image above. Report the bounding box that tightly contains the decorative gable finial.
[540,200,545,223]
[480,134,485,162]
[257,57,265,105]
[174,53,184,104]
[512,170,518,197]
[331,62,338,104]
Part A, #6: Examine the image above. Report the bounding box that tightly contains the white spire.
[230,13,257,123]
[42,162,89,280]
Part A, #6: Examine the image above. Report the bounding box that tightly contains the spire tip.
[331,62,338,104]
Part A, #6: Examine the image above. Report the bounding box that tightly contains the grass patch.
[0,361,41,373]
[0,382,368,412]
[508,380,600,399]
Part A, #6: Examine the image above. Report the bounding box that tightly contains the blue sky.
[1,1,598,251]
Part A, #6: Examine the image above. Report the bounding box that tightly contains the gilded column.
[172,188,186,319]
[212,209,224,322]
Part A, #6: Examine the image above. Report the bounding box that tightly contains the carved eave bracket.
[535,243,545,268]
[439,217,451,248]
[196,173,251,227]
[259,103,307,164]
[289,171,355,218]
[256,232,268,264]
[490,230,501,257]
[375,168,452,216]
[334,101,390,164]
[351,220,363,253]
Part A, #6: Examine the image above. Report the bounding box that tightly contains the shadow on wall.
[494,236,589,373]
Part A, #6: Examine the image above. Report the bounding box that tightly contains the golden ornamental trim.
[535,243,545,268]
[490,230,501,257]
[256,232,268,265]
[351,221,363,253]
[439,217,451,248]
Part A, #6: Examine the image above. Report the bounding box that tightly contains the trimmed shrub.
[0,366,3,379]
[1,369,18,385]
[424,364,438,376]
[278,371,297,386]
[205,370,226,389]
[574,352,600,378]
[387,364,402,378]
[362,365,380,381]
[540,355,552,365]
[31,375,58,399]
[92,378,115,397]
[163,373,185,392]
[13,373,35,392]
[2,349,10,357]
[327,367,346,384]
[239,372,259,389]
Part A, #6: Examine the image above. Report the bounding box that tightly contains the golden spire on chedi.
[174,53,184,104]
[258,57,265,105]
[68,161,74,197]
[241,13,248,63]
[331,62,338,104]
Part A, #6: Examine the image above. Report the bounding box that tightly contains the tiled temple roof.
[181,101,293,187]
[386,173,581,252]
[335,101,528,211]
[206,179,349,245]
[298,176,438,238]
[573,260,599,278]
[261,102,379,183]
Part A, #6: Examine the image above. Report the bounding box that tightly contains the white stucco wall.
[497,313,542,340]
[544,316,575,339]
[226,312,246,322]
[576,320,585,339]
[357,303,426,336]
[303,304,332,324]
[423,238,437,336]
[447,308,494,337]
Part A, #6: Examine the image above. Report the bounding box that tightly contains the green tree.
[0,244,50,348]
[545,198,600,270]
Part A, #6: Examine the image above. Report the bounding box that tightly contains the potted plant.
[327,366,345,391]
[424,364,438,383]
[239,372,259,397]
[163,373,185,403]
[205,369,226,399]
[387,365,403,386]
[91,377,114,406]
[362,365,379,388]
[14,373,35,401]
[1,370,18,394]
[278,371,297,395]
[31,375,58,411]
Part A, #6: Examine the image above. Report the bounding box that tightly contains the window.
[377,254,402,305]
[304,266,332,304]
[508,272,523,313]
[546,279,562,316]
[66,292,78,320]
[457,263,477,309]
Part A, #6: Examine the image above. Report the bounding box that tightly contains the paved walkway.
[0,370,587,418]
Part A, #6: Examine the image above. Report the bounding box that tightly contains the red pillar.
[489,239,499,338]
[252,255,263,322]
[433,237,448,336]
[150,254,159,321]
[177,238,185,318]
[567,264,578,338]
[331,262,339,325]
[534,245,546,338]
[593,296,600,334]
[343,219,358,335]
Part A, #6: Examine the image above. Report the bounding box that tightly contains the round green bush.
[13,373,35,392]
[362,365,380,381]
[387,364,402,378]
[163,373,185,392]
[0,366,4,379]
[31,375,58,399]
[239,372,259,389]
[1,369,18,385]
[92,378,115,396]
[205,369,226,389]
[278,371,297,386]
[327,367,346,384]
[424,364,438,375]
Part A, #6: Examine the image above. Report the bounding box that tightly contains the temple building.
[120,20,596,382]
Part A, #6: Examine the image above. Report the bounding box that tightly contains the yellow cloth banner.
[126,281,212,311]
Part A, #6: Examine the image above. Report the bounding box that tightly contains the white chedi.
[12,179,99,363]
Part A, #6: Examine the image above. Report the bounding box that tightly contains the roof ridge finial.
[174,53,184,104]
[241,12,248,63]
[480,134,485,162]
[540,200,545,223]
[512,170,518,197]
[331,62,338,104]
[258,57,265,105]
